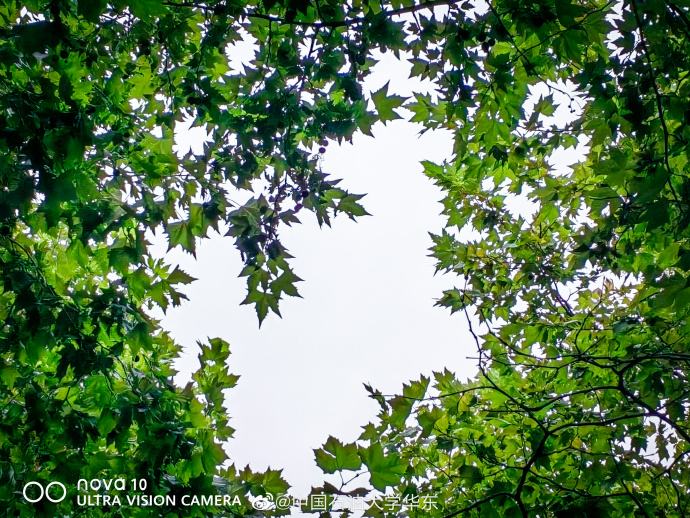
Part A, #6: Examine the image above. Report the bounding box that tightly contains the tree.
[1,0,688,516]
[1,0,367,514]
[307,0,690,516]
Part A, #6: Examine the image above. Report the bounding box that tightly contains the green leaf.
[130,0,166,19]
[78,0,108,22]
[0,367,20,389]
[262,469,289,495]
[315,437,362,473]
[533,94,555,117]
[97,409,119,435]
[359,443,405,490]
[167,267,196,285]
[458,464,483,486]
[658,243,680,268]
[167,221,196,255]
[371,81,405,123]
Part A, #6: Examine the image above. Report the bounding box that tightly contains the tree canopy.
[1,0,689,516]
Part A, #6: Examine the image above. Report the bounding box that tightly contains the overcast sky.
[150,54,480,499]
[147,39,591,511]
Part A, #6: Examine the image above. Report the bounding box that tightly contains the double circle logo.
[22,481,67,503]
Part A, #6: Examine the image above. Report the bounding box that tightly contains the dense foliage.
[0,0,366,514]
[1,0,689,516]
[309,0,690,516]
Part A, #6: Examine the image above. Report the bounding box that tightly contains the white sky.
[153,55,479,499]
[147,41,591,513]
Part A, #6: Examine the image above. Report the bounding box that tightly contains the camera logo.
[22,481,68,503]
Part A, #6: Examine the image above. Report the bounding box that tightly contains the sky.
[151,54,480,499]
[146,37,591,510]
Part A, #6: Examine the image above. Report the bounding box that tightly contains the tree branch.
[163,0,462,28]
[629,0,681,205]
